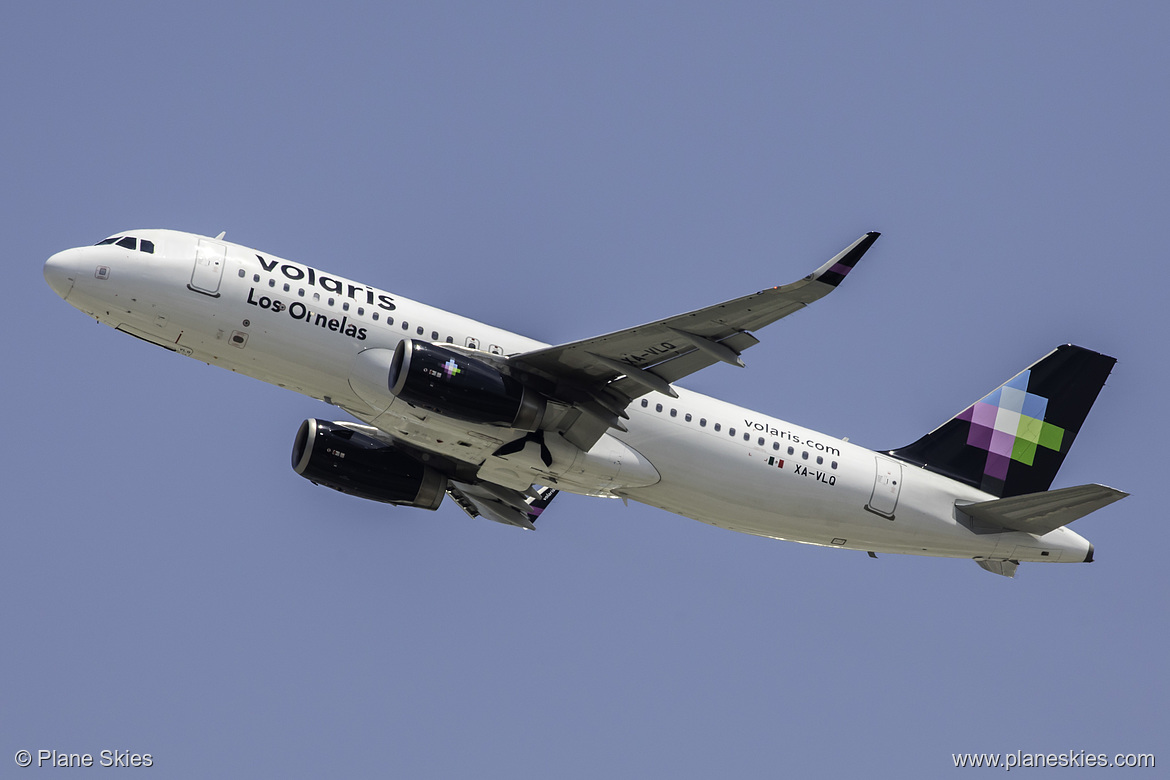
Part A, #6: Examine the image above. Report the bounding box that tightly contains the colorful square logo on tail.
[956,369,1064,483]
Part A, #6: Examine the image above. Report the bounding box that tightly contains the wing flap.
[959,483,1127,536]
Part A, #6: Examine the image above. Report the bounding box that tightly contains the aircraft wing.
[510,232,879,448]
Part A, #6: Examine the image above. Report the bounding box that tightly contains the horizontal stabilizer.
[959,483,1127,536]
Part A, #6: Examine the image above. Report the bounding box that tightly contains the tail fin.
[888,345,1116,498]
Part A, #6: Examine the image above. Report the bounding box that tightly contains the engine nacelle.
[386,339,545,430]
[291,418,446,509]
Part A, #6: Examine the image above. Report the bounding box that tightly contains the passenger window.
[445,336,453,343]
[416,326,424,335]
[328,298,335,306]
[670,409,677,417]
[238,269,245,278]
[757,436,764,445]
[641,399,648,408]
[788,446,795,455]
[140,239,155,254]
[116,236,137,250]
[402,321,409,330]
[772,442,779,450]
[431,331,439,340]
[714,423,721,431]
[700,418,707,427]
[816,456,823,465]
[802,451,809,460]
[685,413,692,422]
[298,289,305,297]
[342,302,349,311]
[729,428,736,436]
[831,461,838,469]
[268,279,275,287]
[655,403,663,413]
[357,307,364,315]
[372,313,379,321]
[313,292,320,301]
[387,317,394,325]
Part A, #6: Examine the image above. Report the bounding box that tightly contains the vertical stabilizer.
[888,345,1115,498]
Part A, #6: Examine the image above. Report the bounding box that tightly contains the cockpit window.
[95,235,155,254]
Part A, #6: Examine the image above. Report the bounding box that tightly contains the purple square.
[966,423,993,451]
[984,452,1011,480]
[989,429,1016,457]
[956,405,975,423]
[971,402,998,428]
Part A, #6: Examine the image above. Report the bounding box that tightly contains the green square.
[1016,415,1044,445]
[1011,437,1038,465]
[1038,422,1064,451]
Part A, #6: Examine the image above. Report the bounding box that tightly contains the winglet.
[810,231,880,287]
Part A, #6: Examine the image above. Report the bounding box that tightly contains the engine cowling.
[386,339,545,430]
[291,419,446,509]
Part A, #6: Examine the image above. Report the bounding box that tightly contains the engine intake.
[291,419,446,509]
[387,339,545,430]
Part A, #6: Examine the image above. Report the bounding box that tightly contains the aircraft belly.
[477,431,660,495]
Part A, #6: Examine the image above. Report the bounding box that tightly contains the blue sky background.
[3,2,1166,776]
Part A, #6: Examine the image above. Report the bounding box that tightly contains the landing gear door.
[189,238,226,297]
[866,456,902,519]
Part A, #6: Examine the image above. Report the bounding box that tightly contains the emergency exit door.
[866,456,902,519]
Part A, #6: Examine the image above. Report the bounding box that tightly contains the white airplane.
[44,230,1126,576]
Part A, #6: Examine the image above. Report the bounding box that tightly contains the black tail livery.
[889,345,1116,498]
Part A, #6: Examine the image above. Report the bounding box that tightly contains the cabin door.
[190,239,226,296]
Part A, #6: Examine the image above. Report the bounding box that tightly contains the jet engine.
[386,339,545,430]
[291,418,446,509]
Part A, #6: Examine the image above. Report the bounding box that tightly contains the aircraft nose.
[44,250,78,299]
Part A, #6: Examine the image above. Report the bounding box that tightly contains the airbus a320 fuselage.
[44,229,1126,577]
